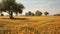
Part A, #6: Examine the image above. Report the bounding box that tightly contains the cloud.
[15,0,60,15]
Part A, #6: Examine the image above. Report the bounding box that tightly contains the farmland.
[0,16,60,34]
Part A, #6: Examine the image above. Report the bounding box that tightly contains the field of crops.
[0,16,60,34]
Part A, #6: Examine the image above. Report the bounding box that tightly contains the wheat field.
[0,16,60,34]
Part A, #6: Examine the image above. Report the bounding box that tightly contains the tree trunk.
[9,11,14,19]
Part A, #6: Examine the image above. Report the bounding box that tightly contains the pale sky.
[0,0,60,15]
[16,0,60,15]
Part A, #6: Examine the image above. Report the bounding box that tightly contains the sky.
[0,0,60,15]
[16,0,60,15]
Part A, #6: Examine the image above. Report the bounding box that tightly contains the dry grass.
[0,16,60,34]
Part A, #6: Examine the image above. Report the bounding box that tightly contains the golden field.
[0,16,60,34]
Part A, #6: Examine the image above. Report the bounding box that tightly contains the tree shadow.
[13,18,28,20]
[2,18,29,20]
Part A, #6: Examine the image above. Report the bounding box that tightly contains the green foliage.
[44,12,49,16]
[25,11,34,16]
[35,10,42,16]
[2,0,24,13]
[0,0,25,19]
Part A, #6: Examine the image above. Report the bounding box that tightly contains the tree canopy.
[0,0,25,19]
[44,12,49,16]
[25,11,34,16]
[35,10,42,16]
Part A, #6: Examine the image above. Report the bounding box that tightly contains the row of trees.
[53,14,60,16]
[25,10,49,16]
[0,0,24,19]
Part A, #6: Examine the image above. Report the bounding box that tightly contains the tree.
[25,11,31,16]
[0,0,24,19]
[35,10,42,16]
[25,11,34,16]
[28,11,32,16]
[44,12,49,16]
[31,13,34,16]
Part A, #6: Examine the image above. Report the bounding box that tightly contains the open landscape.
[0,0,60,34]
[0,16,60,34]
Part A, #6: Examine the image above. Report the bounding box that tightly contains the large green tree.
[0,0,24,19]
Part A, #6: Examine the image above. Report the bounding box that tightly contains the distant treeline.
[0,10,60,16]
[25,10,49,16]
[53,14,60,16]
[25,10,60,16]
